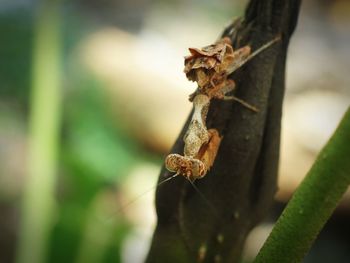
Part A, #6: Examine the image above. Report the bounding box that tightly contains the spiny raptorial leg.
[165,128,221,181]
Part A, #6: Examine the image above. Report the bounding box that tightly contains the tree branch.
[146,1,301,262]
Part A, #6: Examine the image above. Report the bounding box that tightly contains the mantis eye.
[189,159,207,180]
[165,154,181,173]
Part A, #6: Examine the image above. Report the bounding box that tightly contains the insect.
[111,24,281,224]
[165,35,280,181]
[165,94,222,181]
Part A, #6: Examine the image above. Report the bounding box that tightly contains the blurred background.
[0,0,349,262]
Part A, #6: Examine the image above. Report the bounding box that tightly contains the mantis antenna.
[117,172,181,214]
[226,36,281,74]
[103,172,181,223]
[188,180,220,219]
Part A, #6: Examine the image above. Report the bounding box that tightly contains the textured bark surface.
[146,1,301,262]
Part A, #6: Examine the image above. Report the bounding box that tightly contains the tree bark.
[146,1,301,262]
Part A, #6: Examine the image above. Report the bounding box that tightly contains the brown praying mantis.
[165,35,280,181]
[110,24,281,220]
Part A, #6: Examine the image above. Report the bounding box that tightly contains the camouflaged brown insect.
[165,36,280,180]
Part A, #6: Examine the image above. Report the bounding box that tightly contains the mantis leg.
[196,129,222,174]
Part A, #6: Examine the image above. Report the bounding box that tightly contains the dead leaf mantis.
[165,35,280,181]
[114,24,281,216]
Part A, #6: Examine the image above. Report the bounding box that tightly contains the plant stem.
[16,1,62,263]
[254,107,350,263]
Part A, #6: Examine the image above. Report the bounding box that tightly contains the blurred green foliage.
[49,76,135,263]
[0,12,33,106]
[0,5,154,263]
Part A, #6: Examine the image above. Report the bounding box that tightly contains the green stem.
[253,107,350,263]
[16,1,62,263]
